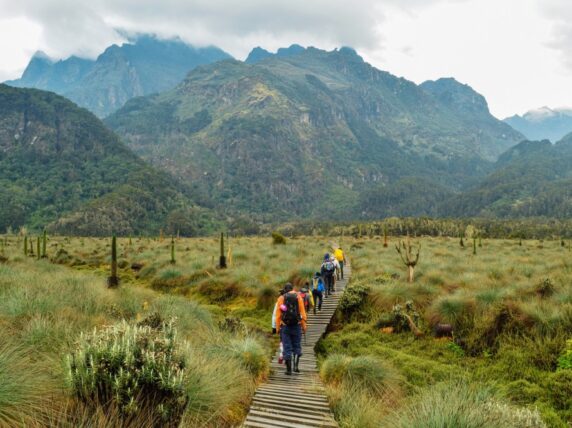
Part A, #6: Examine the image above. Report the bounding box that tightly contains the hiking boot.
[285,359,292,375]
[294,355,300,373]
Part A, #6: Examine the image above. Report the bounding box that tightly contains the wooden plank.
[242,265,351,428]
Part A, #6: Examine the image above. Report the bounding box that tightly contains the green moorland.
[0,233,327,426]
[0,232,571,427]
[319,235,572,428]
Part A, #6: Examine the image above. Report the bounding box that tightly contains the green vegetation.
[271,231,287,245]
[0,234,333,426]
[0,84,218,236]
[106,47,523,222]
[318,235,572,427]
[447,138,572,218]
[1,230,571,426]
[68,319,188,426]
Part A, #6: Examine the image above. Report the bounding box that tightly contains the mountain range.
[1,42,571,234]
[445,136,572,218]
[106,46,523,221]
[504,107,572,142]
[5,35,232,117]
[0,84,215,235]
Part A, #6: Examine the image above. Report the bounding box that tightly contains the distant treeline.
[270,217,572,240]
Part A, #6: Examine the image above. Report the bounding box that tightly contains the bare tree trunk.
[408,266,414,283]
[404,314,424,337]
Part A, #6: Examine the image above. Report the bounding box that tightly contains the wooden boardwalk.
[243,264,351,428]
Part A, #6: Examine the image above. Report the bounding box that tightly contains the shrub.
[557,339,572,370]
[547,370,572,411]
[536,278,556,299]
[339,283,370,316]
[271,231,286,245]
[67,319,189,426]
[51,248,72,264]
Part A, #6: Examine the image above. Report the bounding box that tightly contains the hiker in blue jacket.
[311,272,325,314]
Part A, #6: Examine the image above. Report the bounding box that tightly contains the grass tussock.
[383,381,546,428]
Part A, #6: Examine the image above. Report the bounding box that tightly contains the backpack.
[322,261,335,275]
[282,293,300,326]
[317,279,325,293]
[300,292,310,310]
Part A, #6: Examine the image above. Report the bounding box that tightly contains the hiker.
[271,287,286,335]
[275,283,307,375]
[299,283,312,313]
[332,255,341,281]
[311,272,325,314]
[321,253,336,296]
[271,288,285,365]
[334,247,346,279]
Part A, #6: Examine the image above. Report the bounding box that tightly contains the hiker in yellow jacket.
[334,247,346,279]
[275,283,307,375]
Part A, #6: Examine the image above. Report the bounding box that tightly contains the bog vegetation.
[319,234,572,427]
[0,228,570,427]
[0,233,324,426]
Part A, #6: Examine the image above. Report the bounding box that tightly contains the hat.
[301,287,308,293]
[314,272,321,278]
[324,253,330,260]
[284,283,294,292]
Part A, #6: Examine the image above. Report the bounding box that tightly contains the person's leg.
[281,327,293,374]
[318,291,323,310]
[312,290,318,314]
[340,261,344,279]
[292,324,302,373]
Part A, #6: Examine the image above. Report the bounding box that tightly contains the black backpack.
[282,293,300,326]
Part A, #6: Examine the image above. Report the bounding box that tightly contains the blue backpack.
[315,278,325,293]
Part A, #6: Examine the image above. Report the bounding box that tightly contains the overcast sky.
[0,0,571,118]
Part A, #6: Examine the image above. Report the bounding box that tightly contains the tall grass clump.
[257,285,278,310]
[67,319,188,427]
[383,381,546,428]
[321,354,401,427]
[321,354,400,397]
[224,338,269,380]
[0,340,50,426]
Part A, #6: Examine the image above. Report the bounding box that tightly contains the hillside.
[504,107,572,142]
[0,84,214,235]
[445,136,572,218]
[5,35,232,117]
[106,46,523,221]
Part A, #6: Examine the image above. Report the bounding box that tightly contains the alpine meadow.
[1,2,572,427]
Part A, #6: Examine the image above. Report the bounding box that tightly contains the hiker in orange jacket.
[275,283,307,375]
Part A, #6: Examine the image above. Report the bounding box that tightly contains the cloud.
[538,0,572,70]
[0,0,458,61]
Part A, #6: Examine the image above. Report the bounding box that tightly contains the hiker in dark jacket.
[321,253,336,296]
[275,283,307,375]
